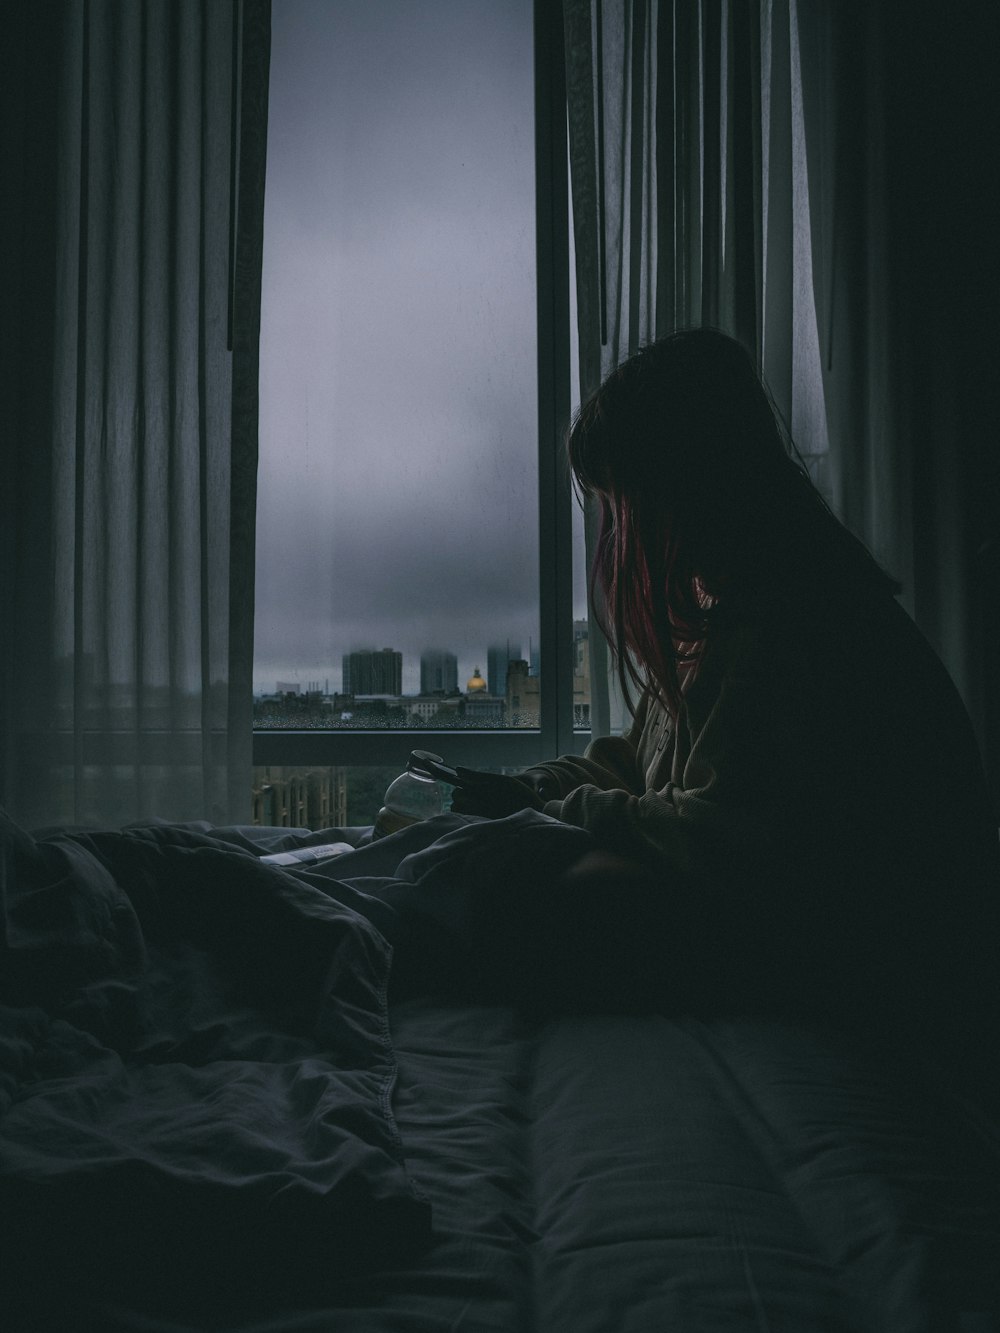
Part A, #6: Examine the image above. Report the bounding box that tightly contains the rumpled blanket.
[3,802,998,1331]
[0,811,431,1324]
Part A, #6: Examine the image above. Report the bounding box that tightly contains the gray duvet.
[1,809,998,1331]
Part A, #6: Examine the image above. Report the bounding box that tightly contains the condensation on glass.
[253,0,544,732]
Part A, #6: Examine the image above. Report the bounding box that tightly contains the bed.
[2,807,999,1332]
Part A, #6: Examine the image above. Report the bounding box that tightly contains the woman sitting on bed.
[451,328,999,1064]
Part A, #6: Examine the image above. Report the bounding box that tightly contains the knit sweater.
[524,582,999,1035]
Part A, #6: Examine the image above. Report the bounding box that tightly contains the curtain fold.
[564,0,998,810]
[1,0,271,829]
[796,0,999,812]
[565,0,827,736]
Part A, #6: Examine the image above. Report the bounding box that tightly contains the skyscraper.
[342,648,402,696]
[420,650,458,695]
[487,639,521,698]
[505,658,540,726]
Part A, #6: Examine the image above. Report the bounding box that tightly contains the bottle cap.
[408,749,445,776]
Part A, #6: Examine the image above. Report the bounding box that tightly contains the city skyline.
[254,634,541,699]
[253,622,590,732]
[253,0,556,702]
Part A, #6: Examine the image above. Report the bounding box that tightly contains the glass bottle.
[373,751,452,839]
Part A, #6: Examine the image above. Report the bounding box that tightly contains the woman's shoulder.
[717,568,906,643]
[704,574,946,707]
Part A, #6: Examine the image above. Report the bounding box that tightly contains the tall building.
[505,658,540,726]
[573,620,591,728]
[342,648,402,696]
[465,666,504,723]
[487,639,521,698]
[251,767,348,828]
[420,649,458,695]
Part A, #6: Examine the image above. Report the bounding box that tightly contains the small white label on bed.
[259,843,355,865]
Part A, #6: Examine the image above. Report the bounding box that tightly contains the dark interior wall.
[878,0,999,814]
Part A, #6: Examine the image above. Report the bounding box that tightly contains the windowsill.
[252,727,592,769]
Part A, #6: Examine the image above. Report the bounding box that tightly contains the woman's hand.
[449,768,544,819]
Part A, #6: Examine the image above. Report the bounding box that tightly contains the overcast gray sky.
[254,0,585,696]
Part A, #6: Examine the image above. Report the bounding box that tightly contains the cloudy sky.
[254,0,584,695]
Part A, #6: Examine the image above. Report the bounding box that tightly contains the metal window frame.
[252,0,586,774]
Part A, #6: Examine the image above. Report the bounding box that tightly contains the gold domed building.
[463,665,503,722]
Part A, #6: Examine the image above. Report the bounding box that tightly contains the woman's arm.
[520,692,651,801]
[450,694,652,817]
[532,629,768,878]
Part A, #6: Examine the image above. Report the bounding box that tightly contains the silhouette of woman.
[452,329,998,1065]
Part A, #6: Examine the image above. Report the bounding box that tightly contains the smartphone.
[409,750,460,786]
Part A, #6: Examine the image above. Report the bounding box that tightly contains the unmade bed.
[1,809,998,1332]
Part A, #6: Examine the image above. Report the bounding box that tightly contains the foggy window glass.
[254,0,539,730]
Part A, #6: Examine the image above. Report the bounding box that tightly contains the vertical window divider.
[534,0,577,760]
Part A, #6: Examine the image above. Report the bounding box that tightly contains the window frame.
[252,0,586,775]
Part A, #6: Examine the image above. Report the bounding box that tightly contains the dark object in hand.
[449,768,544,819]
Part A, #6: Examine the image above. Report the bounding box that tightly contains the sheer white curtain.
[565,0,828,736]
[564,0,998,808]
[0,0,271,829]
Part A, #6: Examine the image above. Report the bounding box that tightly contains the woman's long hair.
[568,328,899,718]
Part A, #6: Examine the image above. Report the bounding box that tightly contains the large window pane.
[254,0,540,730]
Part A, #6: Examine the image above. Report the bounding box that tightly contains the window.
[253,0,586,795]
